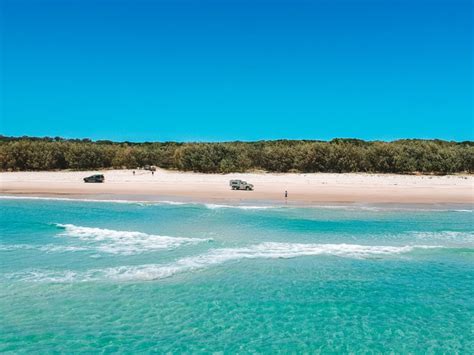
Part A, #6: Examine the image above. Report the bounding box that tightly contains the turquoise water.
[1,197,473,353]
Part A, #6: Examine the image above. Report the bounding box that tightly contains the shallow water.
[1,198,473,352]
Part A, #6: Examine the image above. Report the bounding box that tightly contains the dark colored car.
[83,174,105,183]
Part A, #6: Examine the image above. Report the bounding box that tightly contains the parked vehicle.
[83,174,105,183]
[229,179,254,191]
[143,165,157,172]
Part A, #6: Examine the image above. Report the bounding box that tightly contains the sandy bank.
[1,169,473,205]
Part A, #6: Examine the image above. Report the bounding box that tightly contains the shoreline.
[1,194,473,212]
[1,169,473,206]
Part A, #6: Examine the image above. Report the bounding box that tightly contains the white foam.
[103,243,438,281]
[3,195,471,213]
[203,203,276,210]
[0,195,142,204]
[0,195,191,206]
[9,242,441,282]
[6,270,85,283]
[0,195,276,210]
[0,243,89,253]
[54,224,212,255]
[157,200,188,205]
[409,231,474,243]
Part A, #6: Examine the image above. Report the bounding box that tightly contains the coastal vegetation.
[0,136,472,174]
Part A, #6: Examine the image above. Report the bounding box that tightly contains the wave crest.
[54,224,212,255]
[7,242,441,282]
[0,244,89,253]
[409,231,474,243]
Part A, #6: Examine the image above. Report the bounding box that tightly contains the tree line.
[0,136,472,174]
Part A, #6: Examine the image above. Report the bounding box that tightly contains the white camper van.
[229,179,254,191]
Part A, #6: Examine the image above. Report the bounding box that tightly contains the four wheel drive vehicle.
[143,165,157,172]
[83,174,105,183]
[229,179,254,191]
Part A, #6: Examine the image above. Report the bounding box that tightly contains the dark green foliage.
[173,143,251,173]
[0,136,472,174]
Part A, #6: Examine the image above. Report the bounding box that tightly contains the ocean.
[1,197,473,353]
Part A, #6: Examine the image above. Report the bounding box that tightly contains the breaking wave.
[54,224,212,255]
[0,195,192,206]
[0,243,90,253]
[409,231,474,243]
[0,195,143,204]
[6,242,442,282]
[203,203,276,210]
[0,196,277,210]
[2,196,471,213]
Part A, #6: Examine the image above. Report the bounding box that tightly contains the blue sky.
[1,0,472,142]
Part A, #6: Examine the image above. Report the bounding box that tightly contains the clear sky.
[1,0,472,142]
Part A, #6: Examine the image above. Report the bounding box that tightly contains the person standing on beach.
[133,171,135,176]
[285,190,288,199]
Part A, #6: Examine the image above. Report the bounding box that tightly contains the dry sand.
[1,169,473,206]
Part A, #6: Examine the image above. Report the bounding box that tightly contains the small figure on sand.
[133,171,135,176]
[152,171,154,176]
[285,190,288,199]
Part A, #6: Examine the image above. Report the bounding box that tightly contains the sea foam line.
[408,230,474,243]
[0,195,276,210]
[54,224,212,255]
[2,195,472,212]
[0,243,90,253]
[0,195,195,206]
[203,203,276,210]
[0,195,141,204]
[104,243,441,281]
[6,242,442,283]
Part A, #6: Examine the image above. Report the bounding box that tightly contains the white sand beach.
[1,169,473,205]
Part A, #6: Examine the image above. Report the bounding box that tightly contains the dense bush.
[0,136,472,174]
